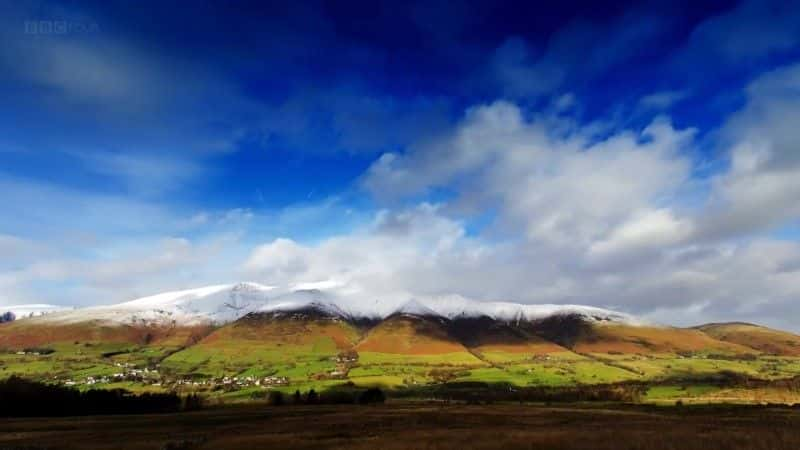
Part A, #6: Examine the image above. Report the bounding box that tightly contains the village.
[57,362,290,390]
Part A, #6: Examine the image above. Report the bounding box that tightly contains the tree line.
[0,376,188,416]
[266,387,386,405]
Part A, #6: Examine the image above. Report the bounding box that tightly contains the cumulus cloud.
[697,63,800,240]
[244,85,800,330]
[364,101,694,248]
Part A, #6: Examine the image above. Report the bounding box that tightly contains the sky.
[2,0,800,330]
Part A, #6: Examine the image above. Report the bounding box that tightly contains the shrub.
[0,376,181,416]
[305,389,318,404]
[267,390,285,406]
[184,394,204,411]
[358,388,386,405]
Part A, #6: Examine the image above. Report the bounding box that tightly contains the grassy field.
[4,316,800,402]
[5,344,800,397]
[2,403,800,449]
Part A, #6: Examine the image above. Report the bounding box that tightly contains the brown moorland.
[198,314,360,350]
[0,320,214,349]
[696,322,800,356]
[571,323,757,355]
[1,403,800,450]
[355,315,471,355]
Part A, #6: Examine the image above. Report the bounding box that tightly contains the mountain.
[20,283,643,327]
[526,314,754,355]
[27,283,278,326]
[447,316,570,362]
[695,323,800,356]
[0,283,757,358]
[6,283,800,391]
[348,300,483,368]
[0,304,73,319]
[161,305,361,378]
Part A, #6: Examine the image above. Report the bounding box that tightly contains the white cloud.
[696,63,800,240]
[353,87,800,330]
[365,102,694,249]
[5,59,800,331]
[638,90,688,110]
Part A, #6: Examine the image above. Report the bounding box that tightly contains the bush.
[358,388,386,405]
[320,389,358,404]
[305,389,318,404]
[267,390,285,406]
[184,394,204,411]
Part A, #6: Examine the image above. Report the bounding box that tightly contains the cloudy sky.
[2,0,800,330]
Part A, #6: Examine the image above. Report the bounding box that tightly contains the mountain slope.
[447,316,571,362]
[696,323,800,356]
[29,283,278,326]
[528,314,756,355]
[161,307,361,379]
[354,306,484,366]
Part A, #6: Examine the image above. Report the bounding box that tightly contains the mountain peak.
[392,299,440,318]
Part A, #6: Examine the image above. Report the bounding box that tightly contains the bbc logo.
[24,20,99,35]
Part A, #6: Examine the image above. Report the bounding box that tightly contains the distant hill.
[695,323,800,356]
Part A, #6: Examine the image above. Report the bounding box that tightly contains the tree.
[184,394,204,411]
[0,311,15,323]
[305,389,318,404]
[358,388,386,405]
[293,390,302,404]
[267,391,284,406]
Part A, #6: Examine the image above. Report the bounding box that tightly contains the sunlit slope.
[354,314,484,365]
[527,314,755,355]
[161,311,361,379]
[0,319,211,350]
[0,318,214,380]
[696,323,800,356]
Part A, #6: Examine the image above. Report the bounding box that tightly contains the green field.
[6,344,800,405]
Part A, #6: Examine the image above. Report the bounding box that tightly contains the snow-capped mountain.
[0,304,74,319]
[26,282,644,326]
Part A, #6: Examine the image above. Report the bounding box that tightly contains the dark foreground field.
[2,403,799,450]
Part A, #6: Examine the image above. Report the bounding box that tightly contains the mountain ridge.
[10,282,647,327]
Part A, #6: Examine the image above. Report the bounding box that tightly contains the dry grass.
[1,403,799,450]
[573,324,755,355]
[471,339,567,355]
[697,323,800,356]
[0,321,213,349]
[200,317,359,350]
[356,316,472,355]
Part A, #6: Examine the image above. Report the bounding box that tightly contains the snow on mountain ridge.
[0,304,74,319]
[25,283,644,326]
[392,299,441,318]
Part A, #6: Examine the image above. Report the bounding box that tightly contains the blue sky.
[2,0,800,329]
